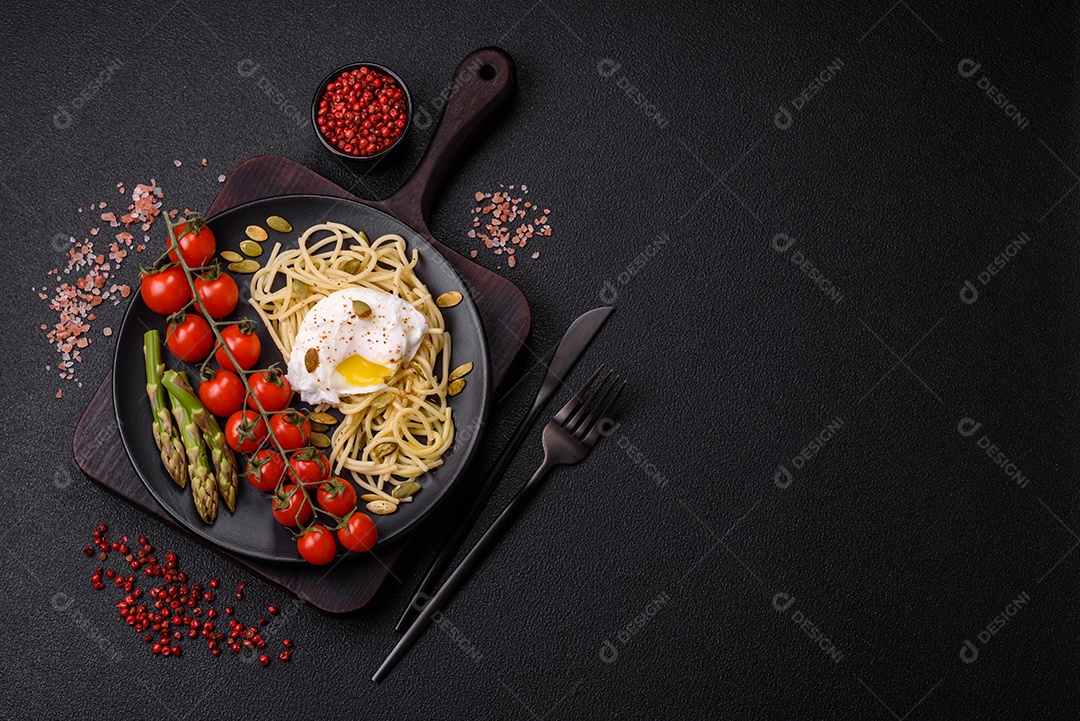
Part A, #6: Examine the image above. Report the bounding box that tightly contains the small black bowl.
[311,62,412,162]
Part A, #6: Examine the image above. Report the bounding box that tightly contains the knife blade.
[395,305,614,632]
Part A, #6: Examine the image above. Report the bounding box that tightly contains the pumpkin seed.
[219,250,243,263]
[310,422,328,433]
[449,362,473,381]
[304,347,319,372]
[371,441,397,460]
[310,432,331,448]
[371,392,393,408]
[436,291,462,308]
[245,224,268,241]
[341,258,362,275]
[392,481,421,499]
[266,215,292,233]
[360,493,383,503]
[292,279,309,298]
[352,300,372,318]
[308,412,338,425]
[239,240,262,257]
[366,500,397,515]
[227,260,260,274]
[448,378,466,396]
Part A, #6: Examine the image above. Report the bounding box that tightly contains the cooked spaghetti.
[248,222,453,507]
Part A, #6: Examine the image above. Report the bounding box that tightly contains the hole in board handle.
[479,64,496,80]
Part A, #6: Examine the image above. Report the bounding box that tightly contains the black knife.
[395,305,614,632]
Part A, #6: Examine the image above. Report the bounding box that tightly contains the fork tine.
[581,380,625,446]
[553,365,604,425]
[565,370,615,435]
[572,375,619,438]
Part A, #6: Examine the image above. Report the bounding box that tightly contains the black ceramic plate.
[113,194,490,563]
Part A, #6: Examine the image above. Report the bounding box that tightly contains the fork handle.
[395,398,548,632]
[372,456,556,682]
[426,456,554,606]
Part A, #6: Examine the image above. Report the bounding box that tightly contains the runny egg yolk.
[336,354,391,389]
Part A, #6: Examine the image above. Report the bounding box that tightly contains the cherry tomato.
[247,372,293,412]
[288,450,329,486]
[216,325,261,371]
[166,314,214,362]
[194,271,238,319]
[270,413,310,451]
[297,525,337,565]
[140,266,192,315]
[337,512,378,553]
[245,449,286,492]
[272,484,312,527]
[168,219,216,268]
[198,369,245,417]
[225,410,268,454]
[317,478,357,517]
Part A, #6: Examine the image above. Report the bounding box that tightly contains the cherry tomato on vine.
[337,512,378,553]
[288,449,329,485]
[140,266,191,315]
[215,325,261,371]
[270,413,310,451]
[198,369,245,417]
[247,371,293,412]
[297,525,337,565]
[245,449,286,492]
[194,270,238,319]
[225,410,268,454]
[272,484,312,527]
[166,314,214,362]
[167,217,216,268]
[317,478,357,517]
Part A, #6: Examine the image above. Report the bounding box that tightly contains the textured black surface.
[1,1,1077,719]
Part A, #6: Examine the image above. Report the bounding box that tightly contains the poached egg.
[286,287,428,405]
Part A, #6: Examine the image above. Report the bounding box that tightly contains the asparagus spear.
[162,370,239,513]
[163,370,218,524]
[143,330,187,489]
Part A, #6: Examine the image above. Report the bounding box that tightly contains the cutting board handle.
[382,47,516,235]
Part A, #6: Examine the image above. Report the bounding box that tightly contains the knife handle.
[376,457,555,682]
[395,395,543,632]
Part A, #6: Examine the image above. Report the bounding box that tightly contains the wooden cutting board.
[72,48,530,613]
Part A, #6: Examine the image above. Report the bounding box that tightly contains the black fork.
[530,365,624,479]
[372,367,624,682]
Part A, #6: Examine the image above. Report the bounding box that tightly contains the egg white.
[285,287,428,405]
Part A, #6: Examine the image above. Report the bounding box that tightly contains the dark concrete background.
[1,1,1077,718]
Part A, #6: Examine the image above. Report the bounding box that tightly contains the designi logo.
[773,57,844,130]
